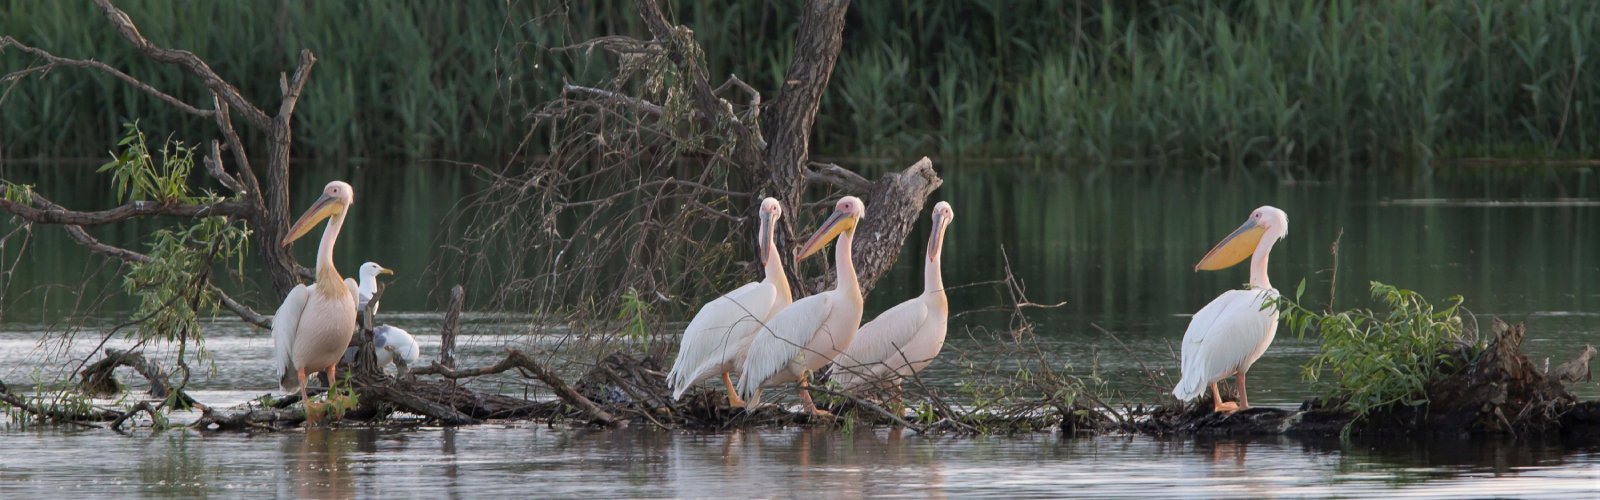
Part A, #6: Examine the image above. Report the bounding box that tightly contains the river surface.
[3,162,1600,496]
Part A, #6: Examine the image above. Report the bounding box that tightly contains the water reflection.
[282,428,359,499]
[1,424,1598,496]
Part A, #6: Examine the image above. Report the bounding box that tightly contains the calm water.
[3,162,1600,496]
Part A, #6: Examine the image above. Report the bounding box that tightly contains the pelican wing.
[667,281,780,399]
[271,284,313,393]
[832,297,934,390]
[1172,288,1280,401]
[737,292,835,406]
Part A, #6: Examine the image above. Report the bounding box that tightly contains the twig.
[563,84,664,116]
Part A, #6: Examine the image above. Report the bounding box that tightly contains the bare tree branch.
[0,36,214,118]
[89,0,271,129]
[0,198,251,226]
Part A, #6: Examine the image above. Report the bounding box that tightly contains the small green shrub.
[1280,281,1478,421]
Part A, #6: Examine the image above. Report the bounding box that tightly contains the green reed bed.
[2,0,1597,167]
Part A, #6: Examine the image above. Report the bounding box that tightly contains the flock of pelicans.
[272,180,1289,417]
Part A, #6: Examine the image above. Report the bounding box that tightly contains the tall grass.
[2,0,1597,167]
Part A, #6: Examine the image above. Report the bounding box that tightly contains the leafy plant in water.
[1279,280,1477,422]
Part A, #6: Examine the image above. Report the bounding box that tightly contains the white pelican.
[342,325,421,371]
[345,262,393,317]
[832,201,953,394]
[1172,206,1289,412]
[738,196,867,415]
[667,198,793,406]
[272,181,359,403]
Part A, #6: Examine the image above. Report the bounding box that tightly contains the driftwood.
[77,348,197,408]
[1547,344,1595,383]
[192,404,306,432]
[415,350,620,428]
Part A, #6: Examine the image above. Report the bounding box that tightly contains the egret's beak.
[1194,218,1266,271]
[927,212,949,262]
[758,211,773,266]
[282,194,341,247]
[379,267,395,276]
[797,209,857,259]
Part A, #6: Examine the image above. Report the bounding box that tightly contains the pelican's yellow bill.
[1194,220,1265,271]
[797,211,856,259]
[282,195,340,247]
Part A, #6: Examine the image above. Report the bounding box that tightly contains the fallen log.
[191,403,306,432]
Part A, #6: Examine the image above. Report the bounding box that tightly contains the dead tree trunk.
[760,0,851,293]
[627,0,938,297]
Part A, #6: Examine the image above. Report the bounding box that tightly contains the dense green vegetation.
[2,0,1597,167]
[1280,281,1476,422]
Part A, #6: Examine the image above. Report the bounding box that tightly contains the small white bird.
[667,198,793,406]
[832,201,954,394]
[343,262,393,317]
[1172,206,1289,413]
[738,196,868,416]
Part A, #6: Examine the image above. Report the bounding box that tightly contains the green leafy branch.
[98,121,214,205]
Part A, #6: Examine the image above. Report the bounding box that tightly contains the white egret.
[738,196,867,415]
[667,198,793,406]
[832,201,953,394]
[1172,206,1289,413]
[272,181,360,403]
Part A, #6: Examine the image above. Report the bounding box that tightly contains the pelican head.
[928,201,954,261]
[360,262,395,279]
[282,181,355,247]
[758,197,782,265]
[1195,205,1288,271]
[798,196,865,259]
